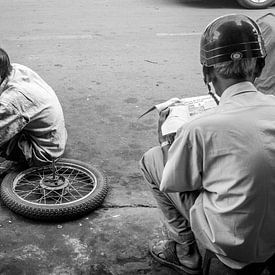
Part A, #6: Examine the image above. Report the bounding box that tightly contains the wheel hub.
[40,175,69,192]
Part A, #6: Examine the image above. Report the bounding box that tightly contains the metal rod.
[52,159,56,181]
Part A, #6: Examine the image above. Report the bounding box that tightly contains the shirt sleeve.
[160,125,203,193]
[0,102,28,147]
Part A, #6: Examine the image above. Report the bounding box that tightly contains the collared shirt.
[0,63,67,165]
[160,81,275,268]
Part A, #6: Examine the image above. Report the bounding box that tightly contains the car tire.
[236,0,274,8]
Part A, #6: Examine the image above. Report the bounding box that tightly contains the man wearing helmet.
[140,14,275,274]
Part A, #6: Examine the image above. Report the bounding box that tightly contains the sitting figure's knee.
[139,146,163,187]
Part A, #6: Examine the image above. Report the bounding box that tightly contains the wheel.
[0,158,108,221]
[236,0,274,8]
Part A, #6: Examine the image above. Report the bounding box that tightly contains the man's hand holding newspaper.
[139,94,218,164]
[157,95,217,136]
[140,95,218,146]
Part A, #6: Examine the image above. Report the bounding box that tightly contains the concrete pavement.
[0,0,275,274]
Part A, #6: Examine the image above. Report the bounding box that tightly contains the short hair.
[0,48,12,80]
[213,58,257,79]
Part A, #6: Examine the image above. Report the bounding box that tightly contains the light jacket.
[0,63,67,165]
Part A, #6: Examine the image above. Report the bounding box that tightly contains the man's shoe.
[176,240,202,271]
[149,239,202,274]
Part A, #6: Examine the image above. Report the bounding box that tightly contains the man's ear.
[203,66,215,85]
[203,66,210,85]
[255,58,265,78]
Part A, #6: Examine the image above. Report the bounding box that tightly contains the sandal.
[149,239,202,274]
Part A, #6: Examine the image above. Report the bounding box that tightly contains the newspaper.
[139,95,218,136]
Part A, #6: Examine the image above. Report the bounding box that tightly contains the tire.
[0,158,108,221]
[236,0,274,8]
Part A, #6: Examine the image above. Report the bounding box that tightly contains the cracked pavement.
[0,0,272,274]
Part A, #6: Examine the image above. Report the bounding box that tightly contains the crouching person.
[140,14,275,274]
[0,48,67,168]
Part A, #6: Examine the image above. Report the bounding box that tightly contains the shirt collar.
[219,81,258,105]
[0,67,14,95]
[0,77,9,95]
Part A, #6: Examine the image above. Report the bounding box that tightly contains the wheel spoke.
[67,170,80,182]
[16,190,42,198]
[55,167,70,176]
[68,184,84,197]
[73,186,92,192]
[64,168,76,179]
[17,178,39,186]
[15,184,40,198]
[68,173,92,181]
[66,189,79,200]
[68,180,93,187]
[42,189,47,204]
[55,189,67,204]
[13,163,98,205]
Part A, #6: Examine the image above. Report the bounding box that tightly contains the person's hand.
[166,133,176,145]
[158,108,170,144]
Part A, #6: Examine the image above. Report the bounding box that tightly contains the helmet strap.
[255,58,265,78]
[203,66,219,105]
[208,86,219,105]
[203,66,211,85]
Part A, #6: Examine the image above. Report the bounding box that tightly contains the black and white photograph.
[0,0,275,274]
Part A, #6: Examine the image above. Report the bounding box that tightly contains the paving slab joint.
[102,204,157,209]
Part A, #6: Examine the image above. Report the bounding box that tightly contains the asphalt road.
[0,1,274,274]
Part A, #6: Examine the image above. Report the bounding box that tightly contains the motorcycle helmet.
[200,14,266,67]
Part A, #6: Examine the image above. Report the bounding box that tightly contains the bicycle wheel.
[0,158,108,221]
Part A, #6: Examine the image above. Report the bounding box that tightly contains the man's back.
[161,82,275,267]
[0,63,67,165]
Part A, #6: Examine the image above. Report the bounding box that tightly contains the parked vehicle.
[236,0,275,8]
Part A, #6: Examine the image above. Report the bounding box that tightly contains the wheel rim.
[12,162,98,206]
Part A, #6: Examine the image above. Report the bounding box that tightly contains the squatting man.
[140,14,275,274]
[0,48,67,168]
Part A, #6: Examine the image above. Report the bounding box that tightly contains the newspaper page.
[155,95,218,135]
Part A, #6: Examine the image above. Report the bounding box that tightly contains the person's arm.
[0,102,28,147]
[158,108,175,166]
[160,126,203,193]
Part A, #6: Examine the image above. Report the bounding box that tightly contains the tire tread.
[0,159,108,221]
